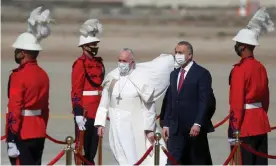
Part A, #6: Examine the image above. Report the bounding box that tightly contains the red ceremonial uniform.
[71,54,105,119]
[6,60,50,141]
[229,56,270,137]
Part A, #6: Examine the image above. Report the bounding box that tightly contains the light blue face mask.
[118,62,131,75]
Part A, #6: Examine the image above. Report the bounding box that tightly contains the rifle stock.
[98,136,103,165]
[76,130,85,165]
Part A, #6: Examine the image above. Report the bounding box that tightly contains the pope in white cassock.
[94,48,175,165]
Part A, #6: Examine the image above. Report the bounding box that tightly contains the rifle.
[76,130,85,165]
[98,136,103,165]
[75,110,87,165]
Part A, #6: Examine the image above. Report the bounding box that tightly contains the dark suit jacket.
[164,62,214,134]
[159,88,169,128]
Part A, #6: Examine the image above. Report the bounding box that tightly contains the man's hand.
[75,116,87,131]
[189,125,200,137]
[7,142,20,158]
[145,131,155,144]
[97,126,105,137]
[162,127,169,141]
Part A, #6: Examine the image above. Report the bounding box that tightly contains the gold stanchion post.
[98,136,103,165]
[233,131,241,165]
[154,133,161,165]
[65,136,74,165]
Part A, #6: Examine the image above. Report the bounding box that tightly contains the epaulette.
[72,56,86,68]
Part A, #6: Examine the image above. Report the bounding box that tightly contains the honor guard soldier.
[228,8,274,165]
[71,19,105,164]
[6,7,53,165]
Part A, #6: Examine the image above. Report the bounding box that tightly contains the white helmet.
[78,35,100,47]
[12,6,54,51]
[12,32,42,50]
[233,8,275,46]
[78,19,103,47]
[232,29,259,46]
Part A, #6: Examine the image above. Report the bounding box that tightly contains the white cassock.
[94,54,175,165]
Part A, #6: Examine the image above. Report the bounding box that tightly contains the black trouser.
[75,118,99,164]
[240,134,268,165]
[167,130,212,165]
[8,138,45,165]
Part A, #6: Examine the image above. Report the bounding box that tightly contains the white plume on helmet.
[233,7,275,46]
[12,6,54,51]
[78,19,103,47]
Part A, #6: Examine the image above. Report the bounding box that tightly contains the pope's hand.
[190,125,200,137]
[98,126,105,137]
[75,116,87,131]
[7,142,20,158]
[162,127,169,141]
[146,131,155,144]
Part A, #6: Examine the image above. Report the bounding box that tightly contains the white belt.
[21,109,42,116]
[244,102,262,109]
[83,90,100,96]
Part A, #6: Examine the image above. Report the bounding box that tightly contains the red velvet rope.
[134,145,154,165]
[74,151,95,165]
[46,134,68,144]
[271,126,276,130]
[241,143,276,159]
[223,145,238,165]
[47,149,65,165]
[214,115,230,128]
[161,146,179,165]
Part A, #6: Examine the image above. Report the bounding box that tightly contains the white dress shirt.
[177,61,194,89]
[164,61,201,128]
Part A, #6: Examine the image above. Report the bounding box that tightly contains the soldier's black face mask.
[14,50,23,64]
[234,43,245,57]
[85,46,99,57]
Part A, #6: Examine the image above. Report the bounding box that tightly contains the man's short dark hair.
[178,41,193,55]
[246,44,255,52]
[24,50,39,59]
[238,42,255,52]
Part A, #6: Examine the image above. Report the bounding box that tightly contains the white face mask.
[118,62,131,75]
[174,62,181,69]
[174,53,186,68]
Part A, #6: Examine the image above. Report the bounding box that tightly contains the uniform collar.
[82,53,102,62]
[20,60,37,67]
[11,60,37,72]
[234,56,254,66]
[240,56,254,63]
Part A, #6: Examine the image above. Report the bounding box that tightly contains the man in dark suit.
[162,41,214,165]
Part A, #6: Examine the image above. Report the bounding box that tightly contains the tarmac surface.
[1,23,276,165]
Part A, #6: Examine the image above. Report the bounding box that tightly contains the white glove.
[228,138,236,146]
[75,116,87,131]
[8,142,20,158]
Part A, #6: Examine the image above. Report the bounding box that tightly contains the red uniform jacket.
[71,54,105,119]
[6,60,49,142]
[229,56,270,137]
